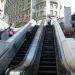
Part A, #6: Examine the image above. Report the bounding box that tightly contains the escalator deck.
[7,26,39,68]
[38,25,57,75]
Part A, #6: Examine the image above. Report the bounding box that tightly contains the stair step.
[41,54,55,58]
[43,42,55,46]
[42,50,55,53]
[40,61,56,66]
[42,47,55,50]
[41,58,56,62]
[11,61,20,64]
[13,57,23,61]
[44,39,54,41]
[18,50,27,52]
[45,36,54,38]
[17,53,26,55]
[43,45,54,47]
[43,43,54,45]
[43,46,55,49]
[43,44,54,46]
[38,71,57,75]
[17,51,27,54]
[39,66,56,71]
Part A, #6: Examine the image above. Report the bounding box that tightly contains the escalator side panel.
[2,26,39,75]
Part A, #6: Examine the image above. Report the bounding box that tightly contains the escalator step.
[42,45,54,48]
[39,66,56,71]
[41,54,55,58]
[40,61,56,66]
[42,49,55,54]
[38,71,57,75]
[10,61,20,64]
[44,42,54,44]
[18,51,27,53]
[16,54,25,56]
[44,39,54,41]
[41,58,56,62]
[13,57,23,60]
[42,45,54,47]
[42,48,55,50]
[43,42,55,46]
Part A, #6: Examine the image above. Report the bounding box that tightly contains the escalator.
[37,25,57,75]
[3,26,39,74]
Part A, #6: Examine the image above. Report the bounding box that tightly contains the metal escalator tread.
[38,71,57,75]
[8,26,39,68]
[38,25,57,75]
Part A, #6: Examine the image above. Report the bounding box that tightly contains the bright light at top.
[60,0,75,16]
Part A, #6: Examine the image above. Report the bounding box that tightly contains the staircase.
[8,26,39,68]
[38,25,57,75]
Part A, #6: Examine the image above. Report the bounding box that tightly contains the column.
[64,6,72,29]
[0,0,6,19]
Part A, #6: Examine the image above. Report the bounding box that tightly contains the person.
[46,15,51,25]
[28,30,32,36]
[8,27,14,37]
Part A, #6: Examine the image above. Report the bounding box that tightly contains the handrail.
[0,21,35,75]
[6,20,45,75]
[0,20,37,57]
[52,19,66,63]
[52,19,70,67]
[6,20,36,50]
[20,20,44,68]
[6,22,31,43]
[0,22,32,59]
[52,19,75,74]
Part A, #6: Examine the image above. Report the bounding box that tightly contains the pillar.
[64,6,72,29]
[0,0,6,19]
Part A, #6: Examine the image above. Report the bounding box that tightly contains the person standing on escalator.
[47,15,51,25]
[8,27,14,37]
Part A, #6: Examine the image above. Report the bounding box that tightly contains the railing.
[5,20,45,75]
[0,20,36,74]
[20,20,44,68]
[52,19,75,74]
[6,23,31,50]
[52,19,65,62]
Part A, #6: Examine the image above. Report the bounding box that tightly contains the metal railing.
[5,20,45,75]
[52,19,75,74]
[0,21,35,74]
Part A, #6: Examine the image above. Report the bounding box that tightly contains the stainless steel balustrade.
[0,21,34,74]
[6,22,32,50]
[53,19,65,65]
[6,20,45,75]
[52,19,75,75]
